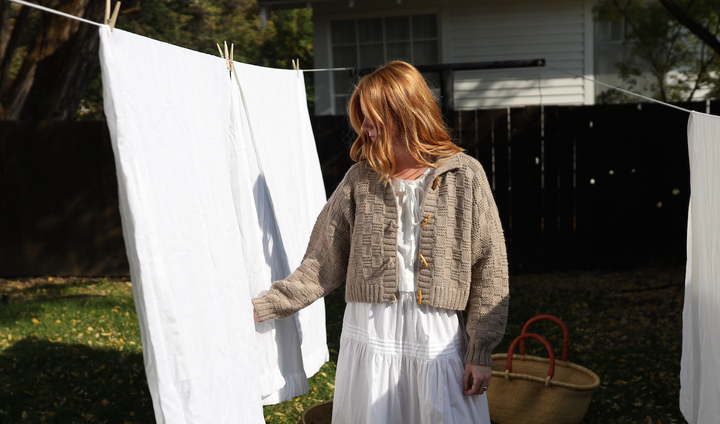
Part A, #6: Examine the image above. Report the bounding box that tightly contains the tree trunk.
[21,0,104,120]
[0,5,32,118]
[0,1,11,59]
[2,0,103,121]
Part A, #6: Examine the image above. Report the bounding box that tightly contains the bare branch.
[657,0,720,57]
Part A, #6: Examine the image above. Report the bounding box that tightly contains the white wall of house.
[312,0,598,115]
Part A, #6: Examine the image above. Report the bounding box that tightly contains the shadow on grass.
[0,339,154,423]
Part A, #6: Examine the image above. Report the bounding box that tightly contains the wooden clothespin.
[292,58,300,78]
[105,0,121,31]
[230,43,235,72]
[224,41,231,70]
[217,42,235,76]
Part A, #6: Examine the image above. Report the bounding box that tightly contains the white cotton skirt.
[332,292,490,424]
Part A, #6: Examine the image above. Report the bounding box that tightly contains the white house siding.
[444,0,594,109]
[312,0,597,114]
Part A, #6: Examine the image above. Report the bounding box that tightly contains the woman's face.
[360,102,377,142]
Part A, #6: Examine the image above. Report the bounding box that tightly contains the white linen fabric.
[231,62,329,401]
[680,112,720,424]
[332,173,491,424]
[226,84,291,401]
[394,168,435,292]
[99,27,263,424]
[100,26,328,421]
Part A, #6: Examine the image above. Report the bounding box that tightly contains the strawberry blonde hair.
[348,61,463,181]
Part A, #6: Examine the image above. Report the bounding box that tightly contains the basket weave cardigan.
[252,153,509,366]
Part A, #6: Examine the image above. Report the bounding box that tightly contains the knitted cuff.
[251,296,281,323]
[464,343,493,367]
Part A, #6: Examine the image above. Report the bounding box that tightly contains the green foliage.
[594,0,720,103]
[77,1,314,120]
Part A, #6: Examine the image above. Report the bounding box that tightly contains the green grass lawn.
[0,263,686,423]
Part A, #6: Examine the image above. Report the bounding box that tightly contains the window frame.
[329,13,441,114]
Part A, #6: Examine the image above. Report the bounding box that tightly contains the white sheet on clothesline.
[680,112,720,424]
[99,26,328,422]
[231,60,329,403]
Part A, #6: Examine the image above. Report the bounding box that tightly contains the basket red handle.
[520,314,569,362]
[505,333,555,379]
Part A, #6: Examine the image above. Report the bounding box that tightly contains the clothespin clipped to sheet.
[217,41,235,76]
[105,0,121,31]
[216,42,229,70]
[230,43,235,72]
[292,59,300,78]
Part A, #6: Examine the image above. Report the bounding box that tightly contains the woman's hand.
[462,363,491,396]
[252,304,259,323]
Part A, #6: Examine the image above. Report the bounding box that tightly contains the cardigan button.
[419,253,428,267]
[421,214,431,227]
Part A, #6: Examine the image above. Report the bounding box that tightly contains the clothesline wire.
[8,0,103,27]
[9,0,697,115]
[303,67,355,73]
[543,64,693,114]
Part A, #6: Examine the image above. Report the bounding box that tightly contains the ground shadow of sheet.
[0,339,154,423]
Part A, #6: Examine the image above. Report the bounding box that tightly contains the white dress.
[332,169,491,424]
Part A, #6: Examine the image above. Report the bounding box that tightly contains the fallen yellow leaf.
[101,399,109,406]
[31,318,39,325]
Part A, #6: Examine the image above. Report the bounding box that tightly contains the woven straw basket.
[487,315,601,424]
[300,399,333,424]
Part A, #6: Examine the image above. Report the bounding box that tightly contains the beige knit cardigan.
[252,153,509,366]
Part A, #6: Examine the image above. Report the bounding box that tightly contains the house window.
[331,14,439,114]
[596,19,625,43]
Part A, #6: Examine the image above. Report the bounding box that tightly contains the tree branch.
[657,0,720,57]
[0,5,31,118]
[0,0,10,59]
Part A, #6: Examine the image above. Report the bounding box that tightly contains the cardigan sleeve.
[252,172,355,322]
[464,169,510,366]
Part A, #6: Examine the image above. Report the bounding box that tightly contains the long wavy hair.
[348,61,463,181]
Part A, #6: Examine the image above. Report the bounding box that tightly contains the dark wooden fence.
[2,101,714,277]
[454,103,705,272]
[0,122,127,277]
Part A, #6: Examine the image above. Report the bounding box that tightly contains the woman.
[252,61,508,424]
